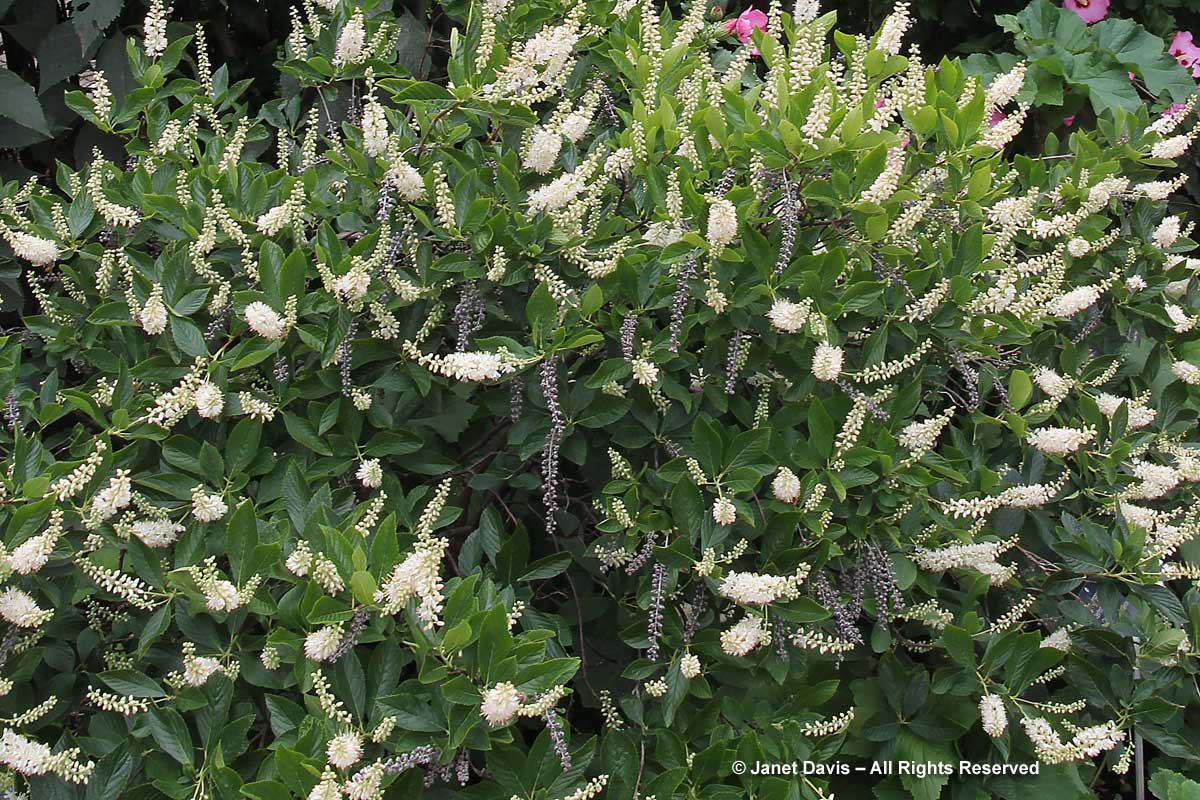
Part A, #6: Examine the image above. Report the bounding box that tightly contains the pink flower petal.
[727,7,768,52]
[1170,31,1197,58]
[988,110,1005,128]
[724,8,763,44]
[1063,0,1108,24]
[742,8,768,30]
[1167,32,1200,78]
[1063,115,1076,127]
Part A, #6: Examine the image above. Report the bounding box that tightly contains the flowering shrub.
[4,0,1200,798]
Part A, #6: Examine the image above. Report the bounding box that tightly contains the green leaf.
[439,621,472,656]
[226,418,261,475]
[0,68,48,137]
[227,500,259,583]
[518,552,571,581]
[283,413,334,455]
[84,743,137,800]
[39,0,121,91]
[136,604,172,659]
[808,399,834,461]
[1149,769,1200,800]
[580,283,604,316]
[99,670,166,698]
[670,480,704,540]
[896,731,953,800]
[692,416,723,472]
[149,708,193,766]
[1069,53,1142,113]
[773,598,832,623]
[241,781,293,800]
[941,626,976,670]
[477,606,513,684]
[278,248,308,306]
[1008,369,1032,410]
[170,316,208,358]
[274,748,319,797]
[526,282,557,344]
[726,427,771,471]
[378,78,454,101]
[349,570,377,606]
[1094,18,1195,102]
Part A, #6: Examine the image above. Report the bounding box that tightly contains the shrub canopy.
[2,1,1200,799]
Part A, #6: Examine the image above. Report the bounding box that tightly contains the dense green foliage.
[5,0,1200,799]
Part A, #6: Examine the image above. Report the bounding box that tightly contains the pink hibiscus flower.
[1063,0,1108,24]
[1063,115,1076,127]
[1170,32,1200,78]
[724,8,769,54]
[987,110,1005,128]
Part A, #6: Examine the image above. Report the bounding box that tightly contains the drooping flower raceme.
[706,197,738,249]
[0,588,52,628]
[191,486,229,523]
[244,302,289,340]
[193,382,224,419]
[437,352,510,382]
[1034,367,1071,400]
[720,614,768,657]
[771,467,801,502]
[979,695,1007,737]
[1174,360,1200,385]
[1049,285,1102,316]
[680,653,701,679]
[91,470,132,521]
[812,343,844,381]
[375,481,451,629]
[767,299,811,333]
[131,518,184,548]
[719,568,809,605]
[143,0,170,57]
[1027,426,1096,456]
[304,626,344,662]
[327,732,364,769]
[6,231,59,265]
[333,11,366,67]
[0,729,94,783]
[357,459,383,489]
[387,160,425,201]
[138,285,167,335]
[712,497,737,526]
[2,0,1199,792]
[480,682,522,726]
